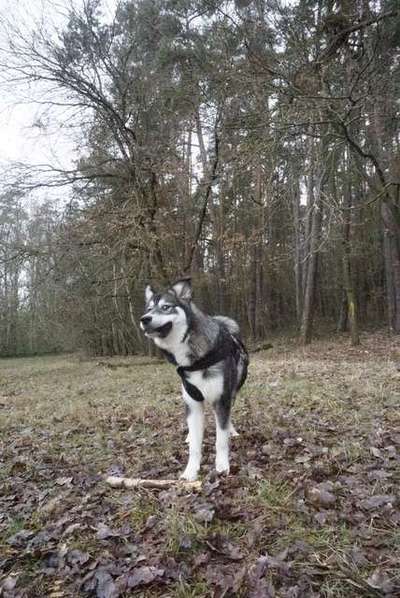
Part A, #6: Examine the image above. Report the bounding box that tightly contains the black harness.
[161,327,248,402]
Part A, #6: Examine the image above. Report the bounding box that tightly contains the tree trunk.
[381,201,400,332]
[337,291,348,332]
[342,178,360,345]
[248,243,257,340]
[292,177,303,325]
[300,161,324,345]
[371,94,400,333]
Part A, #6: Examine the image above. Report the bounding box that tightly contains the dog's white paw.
[180,467,199,482]
[229,425,239,437]
[215,460,230,475]
[184,433,190,444]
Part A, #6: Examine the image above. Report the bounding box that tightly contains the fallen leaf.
[206,533,244,561]
[1,576,18,591]
[7,529,34,546]
[307,485,336,508]
[10,460,28,474]
[66,549,90,568]
[96,523,117,540]
[370,447,382,458]
[62,522,83,537]
[94,568,118,598]
[40,495,63,515]
[193,503,215,523]
[193,552,210,568]
[366,569,394,593]
[179,535,192,550]
[127,566,164,588]
[358,494,396,511]
[56,477,73,486]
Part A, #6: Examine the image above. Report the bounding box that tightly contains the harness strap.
[161,327,248,403]
[177,373,206,402]
[177,328,247,402]
[180,328,233,373]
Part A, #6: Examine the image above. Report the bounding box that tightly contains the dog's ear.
[145,284,156,303]
[171,277,192,301]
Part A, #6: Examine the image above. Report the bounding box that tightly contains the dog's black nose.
[140,316,152,325]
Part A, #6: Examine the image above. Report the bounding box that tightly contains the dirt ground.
[1,332,400,597]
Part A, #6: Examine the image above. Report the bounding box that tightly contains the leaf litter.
[1,334,400,596]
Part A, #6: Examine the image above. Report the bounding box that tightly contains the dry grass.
[1,332,400,596]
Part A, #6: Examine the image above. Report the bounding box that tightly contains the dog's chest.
[155,329,189,364]
[156,335,224,403]
[185,368,224,403]
[172,342,191,366]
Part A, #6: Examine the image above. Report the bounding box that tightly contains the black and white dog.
[140,278,248,481]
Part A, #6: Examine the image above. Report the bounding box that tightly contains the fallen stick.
[105,475,202,491]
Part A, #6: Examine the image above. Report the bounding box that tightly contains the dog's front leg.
[180,390,204,481]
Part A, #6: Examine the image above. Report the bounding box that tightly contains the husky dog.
[140,277,248,481]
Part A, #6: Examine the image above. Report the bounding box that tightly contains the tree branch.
[184,112,221,273]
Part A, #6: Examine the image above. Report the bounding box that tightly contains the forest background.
[0,0,399,357]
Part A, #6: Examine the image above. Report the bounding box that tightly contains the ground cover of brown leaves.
[1,332,399,597]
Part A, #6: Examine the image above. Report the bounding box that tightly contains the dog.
[140,277,248,481]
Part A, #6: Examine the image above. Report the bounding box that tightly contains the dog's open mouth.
[146,322,173,338]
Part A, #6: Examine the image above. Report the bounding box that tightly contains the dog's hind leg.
[213,402,231,475]
[180,391,204,481]
[215,416,230,474]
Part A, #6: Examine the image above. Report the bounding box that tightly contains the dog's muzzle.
[140,316,173,339]
[140,315,152,327]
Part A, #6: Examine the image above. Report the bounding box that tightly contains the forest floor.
[1,332,400,597]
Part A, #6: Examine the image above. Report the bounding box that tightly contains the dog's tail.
[213,315,240,336]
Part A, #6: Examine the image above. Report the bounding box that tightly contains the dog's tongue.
[153,322,173,338]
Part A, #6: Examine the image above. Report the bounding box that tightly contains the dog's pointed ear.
[171,277,192,301]
[145,284,156,303]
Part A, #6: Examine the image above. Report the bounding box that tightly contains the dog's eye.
[161,304,172,312]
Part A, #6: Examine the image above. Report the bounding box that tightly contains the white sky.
[0,0,296,206]
[0,1,71,165]
[0,0,117,198]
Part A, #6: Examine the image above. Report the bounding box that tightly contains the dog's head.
[140,278,192,339]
